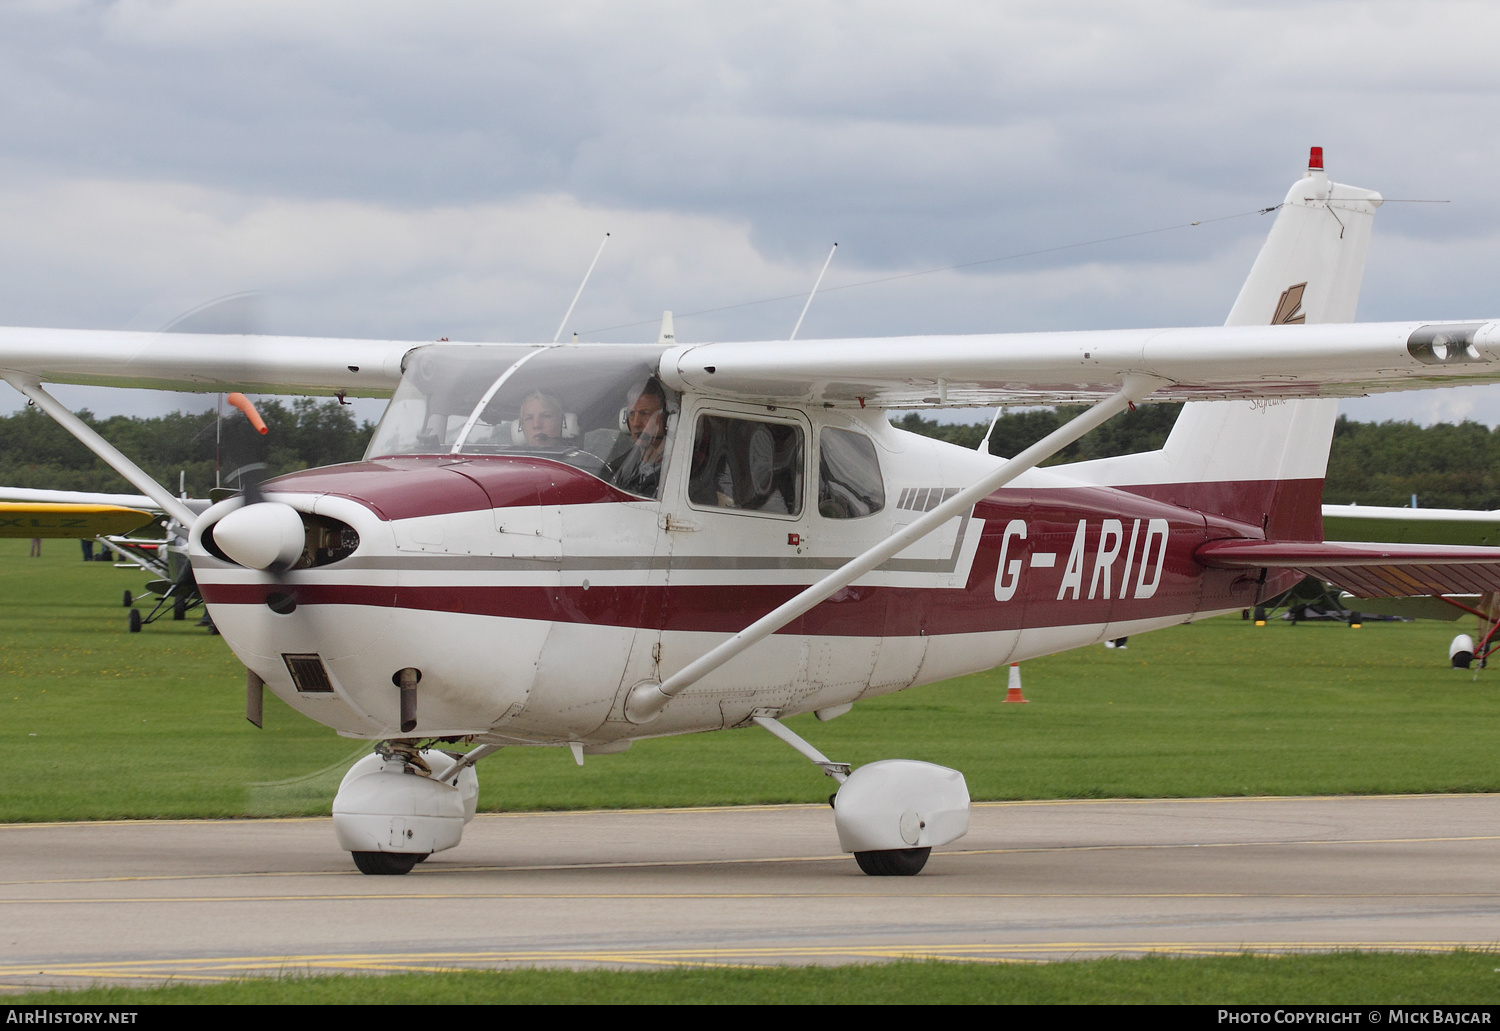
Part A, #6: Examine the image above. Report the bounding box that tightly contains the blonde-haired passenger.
[518,391,565,447]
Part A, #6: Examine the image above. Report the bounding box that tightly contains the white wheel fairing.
[834,759,970,854]
[332,752,472,856]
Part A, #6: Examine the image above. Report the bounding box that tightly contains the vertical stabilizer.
[1063,149,1382,539]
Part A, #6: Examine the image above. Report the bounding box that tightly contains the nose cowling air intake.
[210,501,308,571]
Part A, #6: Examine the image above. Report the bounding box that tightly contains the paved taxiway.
[1,794,1497,989]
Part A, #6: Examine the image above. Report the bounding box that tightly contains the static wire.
[576,204,1279,337]
[577,198,1446,338]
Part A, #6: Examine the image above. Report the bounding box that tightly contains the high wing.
[657,320,1500,408]
[0,320,1498,408]
[0,327,413,397]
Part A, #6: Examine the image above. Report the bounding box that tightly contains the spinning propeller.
[209,393,306,572]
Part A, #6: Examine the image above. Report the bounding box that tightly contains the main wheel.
[173,596,187,620]
[122,590,132,607]
[127,608,141,633]
[854,847,931,876]
[351,851,421,875]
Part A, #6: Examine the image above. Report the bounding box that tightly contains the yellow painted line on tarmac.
[3,940,1497,984]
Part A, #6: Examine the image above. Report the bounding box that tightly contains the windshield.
[366,343,677,498]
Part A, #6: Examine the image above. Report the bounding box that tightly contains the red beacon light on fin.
[1308,146,1324,171]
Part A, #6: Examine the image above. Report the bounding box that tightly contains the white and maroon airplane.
[4,148,1500,875]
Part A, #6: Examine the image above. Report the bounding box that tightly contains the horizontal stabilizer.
[1196,538,1500,598]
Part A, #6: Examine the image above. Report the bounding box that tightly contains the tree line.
[0,399,374,497]
[0,400,1494,510]
[894,406,1500,510]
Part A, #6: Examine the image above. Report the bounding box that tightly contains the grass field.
[5,537,1499,820]
[7,953,1500,1005]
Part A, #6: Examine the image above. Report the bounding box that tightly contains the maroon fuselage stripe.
[200,477,1303,634]
[211,457,1318,635]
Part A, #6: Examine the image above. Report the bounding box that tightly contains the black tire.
[128,608,141,633]
[173,596,187,621]
[854,847,931,876]
[1453,650,1474,670]
[351,851,421,875]
[123,590,132,607]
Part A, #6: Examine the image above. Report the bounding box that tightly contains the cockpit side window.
[818,427,884,519]
[688,414,804,517]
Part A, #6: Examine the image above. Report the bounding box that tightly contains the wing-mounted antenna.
[554,232,611,343]
[977,406,1003,454]
[789,243,837,341]
[657,310,675,346]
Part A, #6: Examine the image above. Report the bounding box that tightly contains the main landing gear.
[752,713,970,876]
[332,739,493,875]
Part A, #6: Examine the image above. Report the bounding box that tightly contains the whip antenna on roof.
[554,232,610,343]
[789,242,837,341]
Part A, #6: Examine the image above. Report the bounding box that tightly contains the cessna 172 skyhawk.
[5,148,1500,876]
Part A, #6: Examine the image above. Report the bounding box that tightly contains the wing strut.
[623,374,1163,724]
[2,375,198,528]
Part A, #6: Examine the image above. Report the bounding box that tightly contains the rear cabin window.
[688,414,804,517]
[818,427,885,519]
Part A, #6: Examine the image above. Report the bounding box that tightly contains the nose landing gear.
[332,740,483,875]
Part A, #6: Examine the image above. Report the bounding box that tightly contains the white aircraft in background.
[3,147,1500,877]
[1321,502,1500,667]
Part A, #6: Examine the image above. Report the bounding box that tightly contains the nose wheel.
[333,742,490,874]
[854,847,931,876]
[351,851,421,876]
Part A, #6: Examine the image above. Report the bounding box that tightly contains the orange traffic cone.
[1003,662,1028,703]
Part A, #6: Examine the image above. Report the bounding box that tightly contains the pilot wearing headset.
[605,379,671,498]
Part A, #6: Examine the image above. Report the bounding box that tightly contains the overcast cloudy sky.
[3,0,1500,425]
